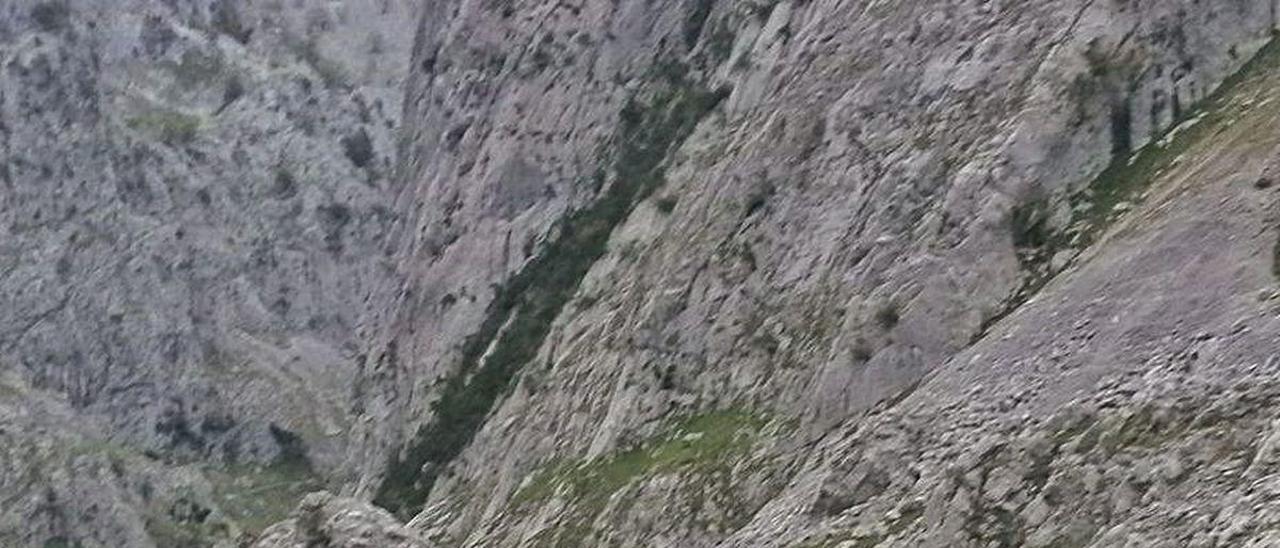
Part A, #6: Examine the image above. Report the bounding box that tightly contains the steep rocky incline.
[345,0,1280,546]
[8,0,1280,547]
[717,41,1280,546]
[1,1,415,545]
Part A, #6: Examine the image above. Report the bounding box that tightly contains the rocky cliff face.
[1,0,415,545]
[6,0,1280,547]
[356,0,1280,546]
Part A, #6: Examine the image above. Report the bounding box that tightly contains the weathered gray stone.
[7,0,1280,546]
[251,491,431,548]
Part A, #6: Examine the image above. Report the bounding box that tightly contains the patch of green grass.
[68,439,136,463]
[515,411,766,506]
[0,380,21,400]
[56,432,316,544]
[373,64,727,519]
[144,516,217,548]
[511,411,767,546]
[206,459,320,534]
[128,109,201,145]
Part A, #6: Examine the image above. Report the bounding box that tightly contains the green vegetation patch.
[372,67,728,518]
[513,410,768,546]
[0,379,21,400]
[513,411,766,507]
[56,435,318,546]
[205,459,320,534]
[127,109,202,145]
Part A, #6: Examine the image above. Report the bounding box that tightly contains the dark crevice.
[1272,231,1280,280]
[1109,95,1133,156]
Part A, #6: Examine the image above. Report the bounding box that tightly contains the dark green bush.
[342,129,374,168]
[128,110,201,145]
[1009,201,1049,250]
[874,303,899,330]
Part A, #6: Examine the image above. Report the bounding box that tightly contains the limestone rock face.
[2,0,418,471]
[351,0,1280,545]
[1,0,414,545]
[7,0,1280,547]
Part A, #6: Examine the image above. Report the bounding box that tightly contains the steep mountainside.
[1,1,415,545]
[352,0,1280,546]
[6,0,1280,547]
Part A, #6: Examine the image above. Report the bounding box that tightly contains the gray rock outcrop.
[251,491,432,548]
